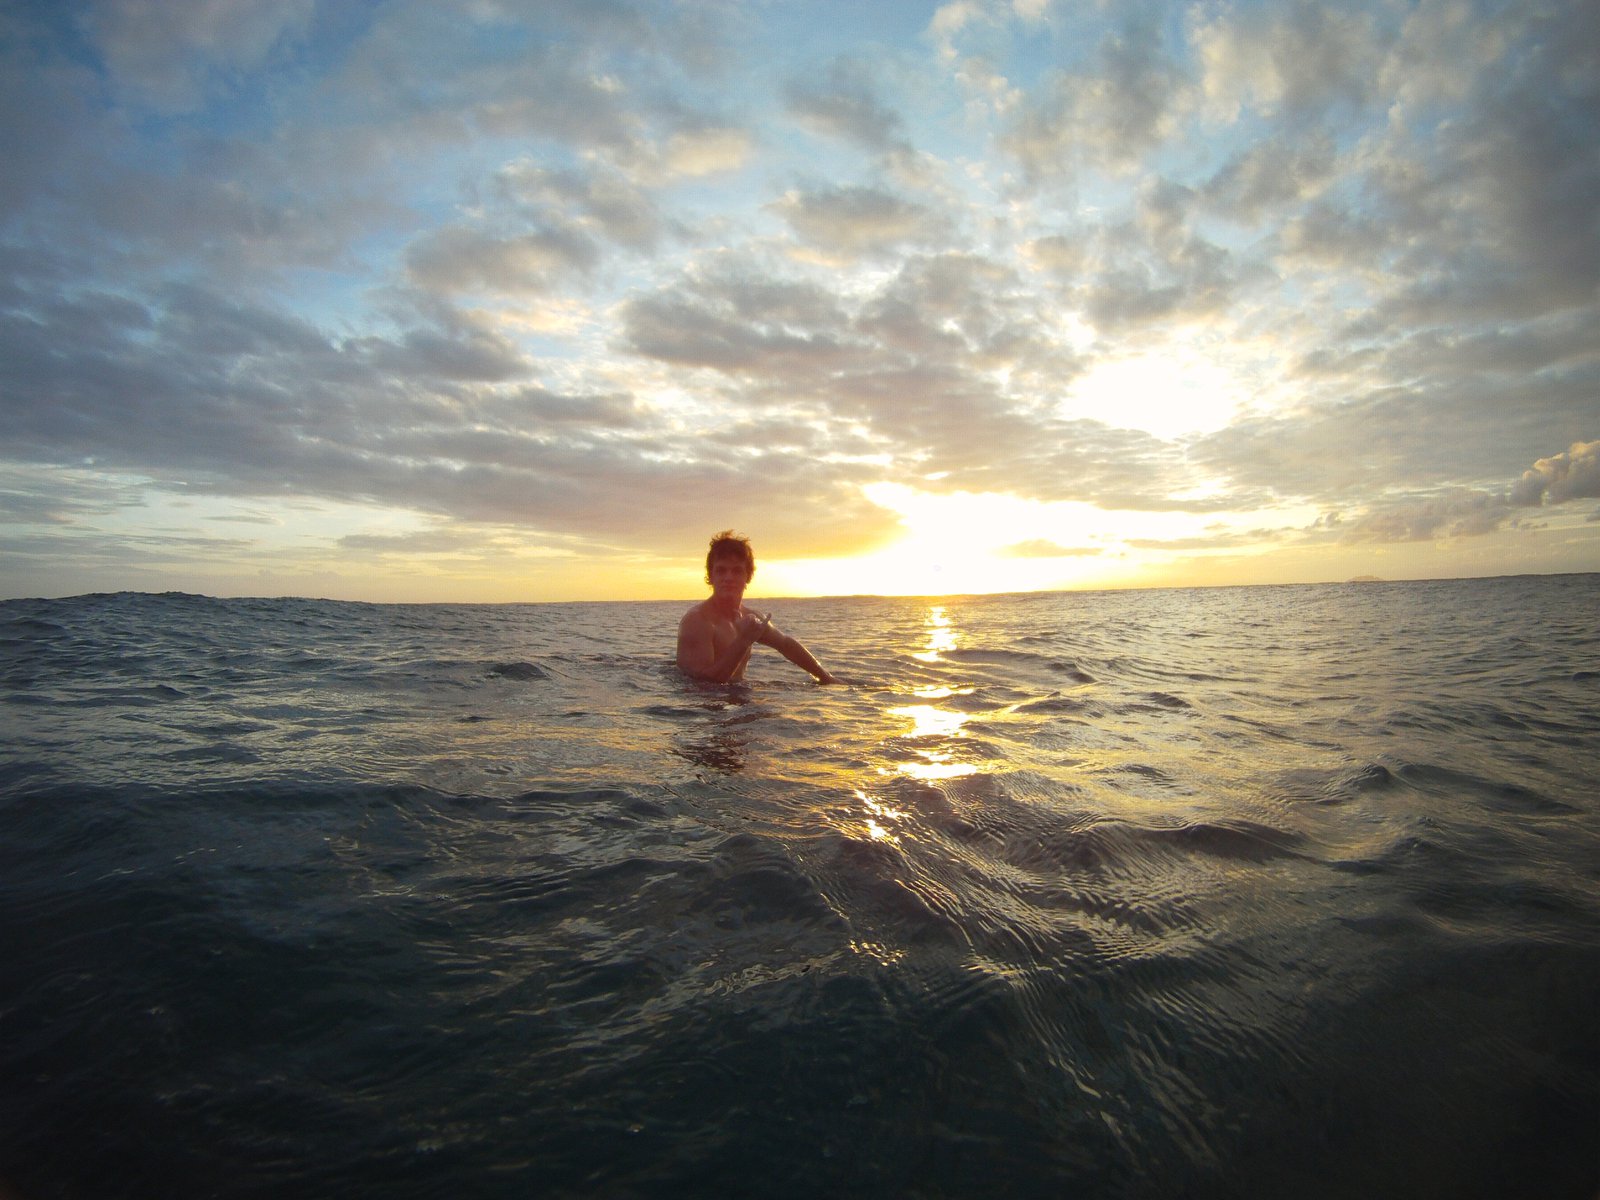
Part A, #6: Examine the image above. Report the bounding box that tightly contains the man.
[676,530,838,684]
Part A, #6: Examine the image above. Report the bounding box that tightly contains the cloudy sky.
[2,0,1596,601]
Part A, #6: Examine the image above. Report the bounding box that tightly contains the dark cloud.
[1201,130,1339,223]
[1027,179,1260,331]
[1339,490,1512,544]
[0,245,898,562]
[784,56,912,155]
[0,12,105,222]
[1003,13,1190,179]
[78,0,316,114]
[1276,440,1600,547]
[1510,441,1600,507]
[0,466,149,526]
[1191,1,1390,125]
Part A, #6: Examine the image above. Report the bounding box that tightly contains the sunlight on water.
[888,703,968,740]
[911,604,957,662]
[849,788,908,845]
[910,684,973,699]
[890,755,980,782]
[847,938,907,967]
[894,605,980,780]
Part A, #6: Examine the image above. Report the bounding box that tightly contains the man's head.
[704,529,755,586]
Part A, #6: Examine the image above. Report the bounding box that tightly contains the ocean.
[1,577,1596,1199]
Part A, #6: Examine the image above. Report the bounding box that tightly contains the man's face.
[709,555,751,599]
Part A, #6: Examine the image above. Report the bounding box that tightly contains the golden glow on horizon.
[761,483,1252,597]
[761,487,1104,596]
[45,475,1596,605]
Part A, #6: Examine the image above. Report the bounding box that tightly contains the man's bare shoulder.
[679,600,715,630]
[678,601,726,648]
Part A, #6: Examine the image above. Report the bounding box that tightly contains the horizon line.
[5,568,1595,608]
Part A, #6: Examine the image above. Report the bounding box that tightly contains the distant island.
[1347,575,1385,583]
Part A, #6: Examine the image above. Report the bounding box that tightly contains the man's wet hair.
[705,530,755,584]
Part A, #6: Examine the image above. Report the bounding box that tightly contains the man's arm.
[757,621,838,684]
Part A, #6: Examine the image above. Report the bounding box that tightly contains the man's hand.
[736,610,772,640]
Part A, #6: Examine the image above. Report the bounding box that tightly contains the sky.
[1,0,1597,602]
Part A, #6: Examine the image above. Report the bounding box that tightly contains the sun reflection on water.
[890,755,978,782]
[852,788,908,844]
[913,605,957,662]
[888,703,968,740]
[889,605,981,780]
[849,939,906,966]
[910,685,974,700]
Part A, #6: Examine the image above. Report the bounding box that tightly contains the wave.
[485,660,550,681]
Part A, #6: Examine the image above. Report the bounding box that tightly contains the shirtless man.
[676,530,837,684]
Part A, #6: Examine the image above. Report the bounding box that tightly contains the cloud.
[1128,526,1297,552]
[0,15,104,222]
[1,0,1596,598]
[493,161,669,253]
[656,126,753,179]
[346,322,533,384]
[0,465,150,526]
[1191,1,1388,124]
[1002,14,1189,178]
[784,56,913,156]
[79,0,315,114]
[325,6,648,154]
[337,525,526,557]
[1201,131,1339,224]
[1284,0,1600,335]
[616,252,1230,512]
[1326,440,1599,545]
[1510,441,1600,507]
[0,248,900,561]
[1026,179,1259,334]
[620,280,864,375]
[405,226,601,296]
[1338,489,1511,543]
[929,1,986,47]
[1088,181,1249,329]
[999,539,1101,558]
[770,185,951,260]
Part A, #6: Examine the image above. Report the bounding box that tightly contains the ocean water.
[1,577,1596,1199]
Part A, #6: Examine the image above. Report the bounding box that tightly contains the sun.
[759,474,1317,599]
[1065,345,1245,439]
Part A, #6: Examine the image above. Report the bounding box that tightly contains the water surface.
[2,577,1597,1197]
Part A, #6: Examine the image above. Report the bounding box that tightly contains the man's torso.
[687,600,755,680]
